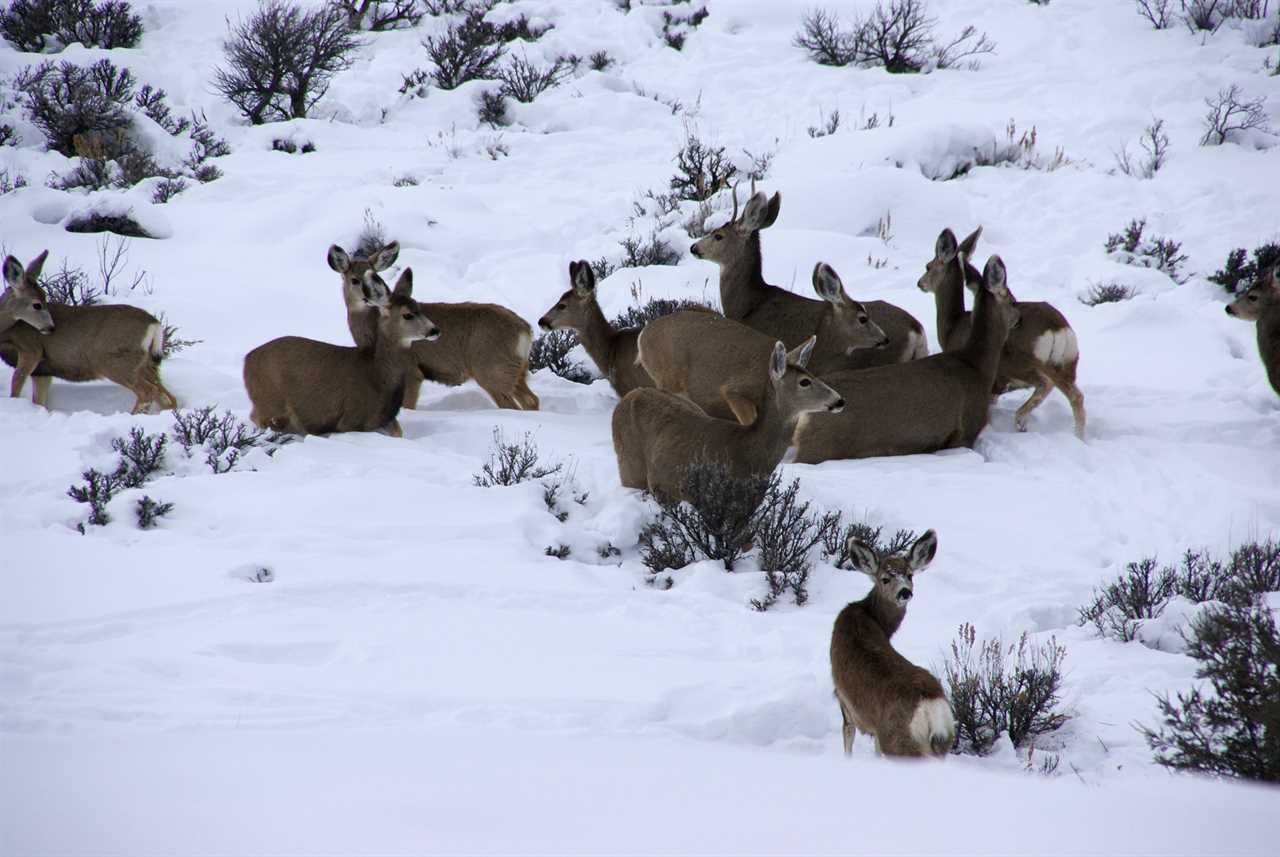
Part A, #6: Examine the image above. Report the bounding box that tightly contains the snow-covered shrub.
[12,59,133,157]
[271,138,316,154]
[1134,0,1176,29]
[0,167,26,194]
[619,231,679,267]
[669,131,737,203]
[588,50,613,71]
[1140,599,1280,782]
[1113,117,1169,179]
[807,109,840,138]
[793,1,995,73]
[67,427,170,531]
[0,0,142,52]
[541,469,587,522]
[1080,282,1137,306]
[1105,218,1188,284]
[214,0,361,124]
[969,121,1070,173]
[1209,242,1280,293]
[749,482,841,611]
[355,208,387,258]
[1200,85,1271,146]
[417,10,505,90]
[171,407,290,474]
[527,329,590,383]
[639,462,774,573]
[497,54,568,103]
[66,211,150,238]
[421,0,468,14]
[0,123,15,146]
[820,521,919,568]
[473,428,562,487]
[661,3,708,51]
[475,88,508,126]
[1079,543,1280,641]
[942,623,1070,755]
[332,0,423,31]
[134,495,173,529]
[611,296,709,330]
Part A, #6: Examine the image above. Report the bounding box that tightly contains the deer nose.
[426,327,441,341]
[1224,305,1235,316]
[897,588,912,602]
[689,244,703,259]
[876,336,890,348]
[829,398,845,413]
[538,318,553,331]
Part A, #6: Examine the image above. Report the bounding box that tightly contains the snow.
[2,0,1279,853]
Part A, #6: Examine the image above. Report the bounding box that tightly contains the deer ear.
[2,255,23,288]
[769,340,787,381]
[392,268,413,298]
[327,245,351,274]
[958,226,982,258]
[25,250,48,281]
[982,255,1007,293]
[740,191,780,232]
[845,539,878,576]
[935,228,958,262]
[761,191,781,228]
[371,240,400,271]
[788,335,816,368]
[907,530,937,573]
[1265,265,1280,293]
[571,259,595,295]
[360,271,390,307]
[812,262,846,305]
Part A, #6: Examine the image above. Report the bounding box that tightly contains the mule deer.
[690,184,926,369]
[328,243,538,411]
[0,250,177,414]
[1225,265,1280,396]
[831,529,954,758]
[246,268,439,436]
[537,260,654,396]
[638,266,880,425]
[793,254,1017,462]
[612,337,844,502]
[918,227,1086,438]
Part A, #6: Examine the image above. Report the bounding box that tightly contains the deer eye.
[402,312,414,320]
[714,234,723,241]
[881,577,890,584]
[32,302,42,310]
[1249,294,1258,301]
[799,378,811,387]
[858,316,867,324]
[556,303,566,310]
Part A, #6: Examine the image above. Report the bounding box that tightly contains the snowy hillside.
[2,0,1279,853]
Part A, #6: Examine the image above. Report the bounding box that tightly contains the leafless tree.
[1200,84,1271,145]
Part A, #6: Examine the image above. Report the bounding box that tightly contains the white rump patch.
[141,323,165,358]
[515,329,532,361]
[902,329,929,361]
[909,697,955,754]
[1033,328,1078,366]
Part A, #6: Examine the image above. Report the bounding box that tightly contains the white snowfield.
[2,0,1279,854]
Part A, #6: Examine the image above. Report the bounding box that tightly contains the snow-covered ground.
[2,0,1279,853]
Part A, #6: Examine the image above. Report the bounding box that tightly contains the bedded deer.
[328,243,538,411]
[246,268,439,437]
[639,264,888,424]
[690,184,926,370]
[793,254,1017,463]
[0,251,177,414]
[1225,265,1280,396]
[537,260,654,396]
[831,529,954,758]
[918,227,1086,438]
[612,337,844,502]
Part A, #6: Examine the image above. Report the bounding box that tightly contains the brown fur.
[612,338,843,502]
[1225,266,1280,397]
[830,530,954,758]
[919,227,1086,438]
[0,251,175,414]
[537,260,654,396]
[794,255,1016,463]
[245,269,438,436]
[690,188,926,368]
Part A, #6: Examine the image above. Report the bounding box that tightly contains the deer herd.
[4,184,1278,760]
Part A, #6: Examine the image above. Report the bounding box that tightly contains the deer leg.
[401,367,425,410]
[513,373,539,410]
[33,375,52,408]
[145,364,178,410]
[10,352,38,400]
[1014,371,1055,433]
[1056,377,1087,440]
[385,419,404,439]
[838,697,856,756]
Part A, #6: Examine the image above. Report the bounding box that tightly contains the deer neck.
[959,278,1008,383]
[743,382,797,464]
[1258,301,1280,386]
[863,589,908,639]
[574,300,616,376]
[719,233,769,319]
[933,260,970,350]
[371,325,417,389]
[349,305,380,352]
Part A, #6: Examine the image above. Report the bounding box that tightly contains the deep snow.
[2,0,1279,854]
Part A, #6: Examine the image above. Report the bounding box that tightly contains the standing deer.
[918,227,1086,438]
[639,264,884,424]
[1225,265,1280,396]
[690,184,926,369]
[793,254,1017,462]
[0,251,177,414]
[612,337,844,502]
[831,529,954,758]
[328,243,538,411]
[537,260,654,396]
[245,268,439,437]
